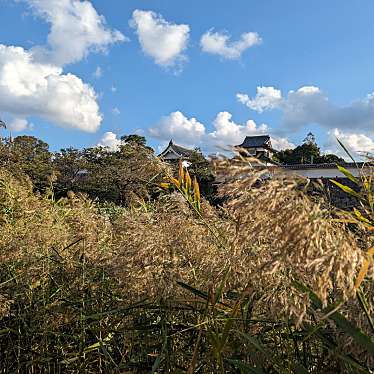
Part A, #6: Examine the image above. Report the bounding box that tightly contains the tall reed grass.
[0,158,372,373]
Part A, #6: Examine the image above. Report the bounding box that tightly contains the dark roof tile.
[238,135,271,148]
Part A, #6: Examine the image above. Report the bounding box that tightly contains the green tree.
[121,134,146,147]
[0,135,53,191]
[53,147,87,198]
[53,141,164,206]
[275,132,344,165]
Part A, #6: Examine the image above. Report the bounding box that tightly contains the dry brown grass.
[0,161,372,372]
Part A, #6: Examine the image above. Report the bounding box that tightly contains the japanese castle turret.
[237,135,276,161]
[159,140,194,161]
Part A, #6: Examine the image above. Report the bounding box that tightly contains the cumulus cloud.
[0,0,126,133]
[237,85,374,154]
[237,86,282,113]
[271,137,295,151]
[24,0,126,66]
[7,118,33,132]
[97,131,121,151]
[0,44,102,132]
[238,85,374,137]
[149,111,205,146]
[325,129,374,158]
[130,10,190,69]
[148,110,292,152]
[200,30,261,59]
[208,111,268,147]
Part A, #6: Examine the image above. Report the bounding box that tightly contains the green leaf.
[329,180,362,200]
[336,165,359,185]
[336,138,357,166]
[151,353,163,373]
[353,208,372,225]
[177,280,209,300]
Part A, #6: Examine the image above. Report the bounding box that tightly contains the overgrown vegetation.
[0,135,372,373]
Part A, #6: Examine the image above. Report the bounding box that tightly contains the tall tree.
[0,136,53,191]
[275,132,344,165]
[121,134,146,147]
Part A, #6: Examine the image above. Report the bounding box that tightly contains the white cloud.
[238,85,374,154]
[237,86,282,113]
[238,85,374,137]
[0,1,126,133]
[272,137,295,151]
[8,117,33,132]
[208,111,268,147]
[200,30,261,59]
[326,129,374,158]
[111,85,117,93]
[97,131,121,151]
[130,10,190,69]
[279,87,374,138]
[149,111,205,146]
[93,66,102,79]
[148,110,293,152]
[0,44,102,132]
[24,0,126,66]
[112,107,120,115]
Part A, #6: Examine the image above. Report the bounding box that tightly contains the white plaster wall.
[284,167,363,179]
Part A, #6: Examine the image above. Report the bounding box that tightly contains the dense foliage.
[275,132,344,165]
[0,135,216,206]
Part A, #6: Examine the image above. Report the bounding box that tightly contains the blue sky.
[1,0,374,156]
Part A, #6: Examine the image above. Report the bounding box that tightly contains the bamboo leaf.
[159,182,171,189]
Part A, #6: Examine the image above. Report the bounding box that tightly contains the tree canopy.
[274,132,344,165]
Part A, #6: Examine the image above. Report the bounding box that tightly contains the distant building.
[236,135,278,166]
[236,135,277,165]
[159,140,195,161]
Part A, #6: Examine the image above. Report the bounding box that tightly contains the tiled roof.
[159,140,194,158]
[170,143,194,157]
[238,135,271,148]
